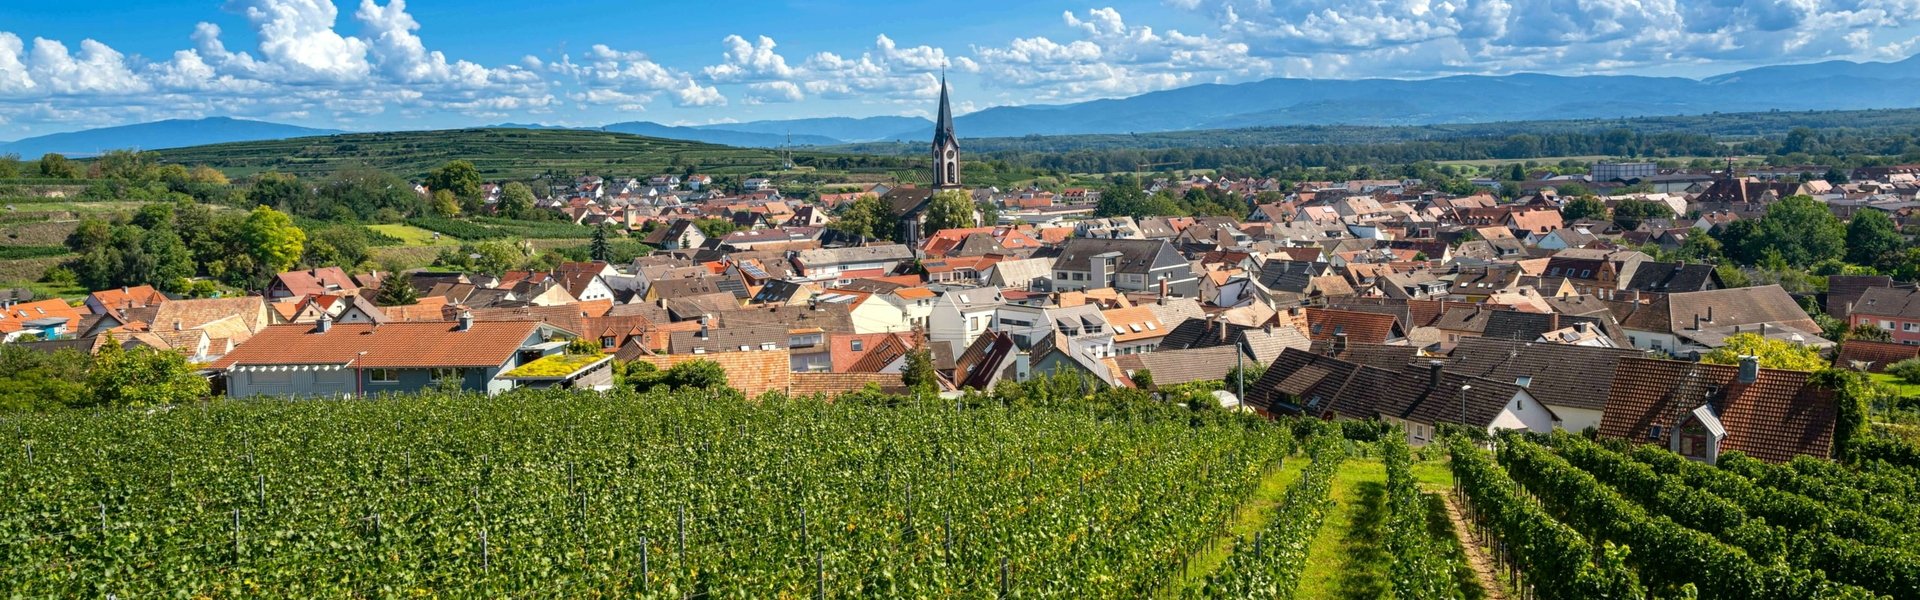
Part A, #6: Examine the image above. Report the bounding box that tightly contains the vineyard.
[0,388,1354,597]
[1452,431,1920,599]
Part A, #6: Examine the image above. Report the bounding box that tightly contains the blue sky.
[3,0,1920,139]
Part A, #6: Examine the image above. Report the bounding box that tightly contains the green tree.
[1725,195,1846,267]
[693,218,739,238]
[1847,323,1893,343]
[88,339,209,408]
[1845,210,1903,267]
[1888,358,1920,385]
[431,189,461,217]
[373,277,421,306]
[37,153,81,179]
[0,345,91,412]
[1560,196,1608,221]
[901,346,937,395]
[303,226,371,270]
[1673,228,1723,261]
[248,171,320,216]
[243,205,307,277]
[0,153,20,179]
[499,182,536,219]
[427,160,484,201]
[922,190,978,235]
[1610,197,1672,230]
[589,225,611,262]
[318,166,424,221]
[1131,369,1155,391]
[1699,333,1827,372]
[977,201,1000,227]
[830,194,892,241]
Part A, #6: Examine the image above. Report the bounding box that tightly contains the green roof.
[502,354,611,380]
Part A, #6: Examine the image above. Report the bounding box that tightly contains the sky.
[3,0,1920,140]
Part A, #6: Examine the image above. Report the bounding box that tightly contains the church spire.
[932,74,956,150]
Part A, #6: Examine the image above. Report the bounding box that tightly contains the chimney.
[1693,314,1702,331]
[456,310,473,332]
[314,312,333,334]
[1427,360,1444,390]
[698,314,712,339]
[1573,322,1590,334]
[1632,289,1641,304]
[1159,276,1168,301]
[1737,355,1759,384]
[1758,322,1767,337]
[1706,305,1714,322]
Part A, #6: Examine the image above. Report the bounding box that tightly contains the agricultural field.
[1454,432,1920,599]
[365,223,458,247]
[143,128,807,180]
[0,388,1494,598]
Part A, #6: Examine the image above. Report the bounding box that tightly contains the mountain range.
[13,54,1920,155]
[0,117,340,158]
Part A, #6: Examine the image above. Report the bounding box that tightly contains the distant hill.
[144,128,796,180]
[0,117,341,158]
[927,57,1920,138]
[600,121,839,147]
[691,116,933,143]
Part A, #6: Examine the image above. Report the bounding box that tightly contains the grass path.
[1153,456,1308,598]
[1297,459,1390,599]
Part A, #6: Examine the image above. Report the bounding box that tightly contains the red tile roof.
[1597,357,1836,463]
[1834,339,1920,373]
[0,299,83,335]
[88,285,168,311]
[211,321,544,370]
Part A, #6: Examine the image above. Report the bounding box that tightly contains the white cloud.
[704,35,797,83]
[27,38,148,95]
[0,33,36,95]
[970,7,1264,100]
[355,0,489,86]
[744,80,804,103]
[228,0,371,83]
[560,44,727,108]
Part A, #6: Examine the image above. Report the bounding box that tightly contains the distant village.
[8,81,1920,466]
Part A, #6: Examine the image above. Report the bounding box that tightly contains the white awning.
[1691,404,1727,439]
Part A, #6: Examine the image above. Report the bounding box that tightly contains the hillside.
[145,128,798,180]
[827,106,1920,155]
[600,121,840,147]
[0,117,340,158]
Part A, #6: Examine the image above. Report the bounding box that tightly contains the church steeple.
[931,75,961,189]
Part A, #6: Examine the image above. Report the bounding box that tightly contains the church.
[879,76,968,248]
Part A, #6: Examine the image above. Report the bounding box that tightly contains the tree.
[0,345,91,412]
[1700,333,1827,372]
[88,339,209,408]
[693,218,739,238]
[1847,323,1893,343]
[922,190,978,235]
[499,182,536,219]
[303,226,371,270]
[830,194,892,241]
[431,189,461,217]
[1673,228,1723,261]
[977,201,1000,227]
[37,153,81,179]
[590,225,611,262]
[1560,196,1608,221]
[1131,369,1155,391]
[1845,210,1903,267]
[242,205,306,277]
[373,277,421,306]
[632,359,728,392]
[901,346,937,394]
[1888,358,1920,386]
[0,153,21,179]
[318,166,424,221]
[427,160,484,201]
[1726,195,1846,267]
[1610,197,1672,230]
[1225,361,1266,395]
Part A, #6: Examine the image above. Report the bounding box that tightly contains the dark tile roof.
[1112,346,1244,387]
[1597,357,1836,463]
[1852,286,1920,320]
[1446,337,1647,411]
[1481,310,1625,345]
[1052,238,1186,274]
[954,330,1016,390]
[1159,318,1253,351]
[1834,339,1920,373]
[1826,275,1896,318]
[1622,261,1720,294]
[667,322,790,354]
[1248,347,1533,428]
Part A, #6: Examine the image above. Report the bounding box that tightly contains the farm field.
[366,223,458,247]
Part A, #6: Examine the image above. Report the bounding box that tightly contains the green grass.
[1156,455,1307,597]
[1870,373,1920,399]
[1298,459,1390,599]
[367,223,458,246]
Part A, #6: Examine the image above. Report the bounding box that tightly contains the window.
[761,342,777,351]
[1906,322,1919,332]
[432,368,464,381]
[851,339,864,351]
[1648,425,1663,441]
[601,336,616,348]
[369,369,399,383]
[969,317,980,330]
[253,371,292,386]
[1884,320,1897,331]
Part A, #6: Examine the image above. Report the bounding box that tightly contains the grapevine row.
[1716,452,1920,530]
[1625,444,1914,552]
[1382,436,1452,600]
[1447,438,1640,600]
[1497,438,1876,599]
[1545,434,1920,598]
[1196,436,1346,598]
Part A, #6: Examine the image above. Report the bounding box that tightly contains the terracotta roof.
[465,300,611,336]
[1304,308,1405,344]
[381,297,450,322]
[88,285,167,310]
[0,299,83,335]
[1100,306,1166,343]
[1834,339,1920,373]
[845,333,918,373]
[1597,357,1836,463]
[211,321,544,370]
[831,333,897,372]
[627,350,792,398]
[272,267,359,298]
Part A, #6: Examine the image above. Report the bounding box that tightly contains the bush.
[1888,358,1920,385]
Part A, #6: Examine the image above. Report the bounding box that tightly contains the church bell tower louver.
[931,76,961,189]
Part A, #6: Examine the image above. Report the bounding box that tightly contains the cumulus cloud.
[558,44,726,108]
[704,35,797,83]
[969,7,1263,100]
[229,0,371,82]
[744,80,804,103]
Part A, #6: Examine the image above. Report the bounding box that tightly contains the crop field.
[0,390,1319,597]
[366,223,458,247]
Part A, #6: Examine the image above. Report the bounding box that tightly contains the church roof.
[933,76,957,150]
